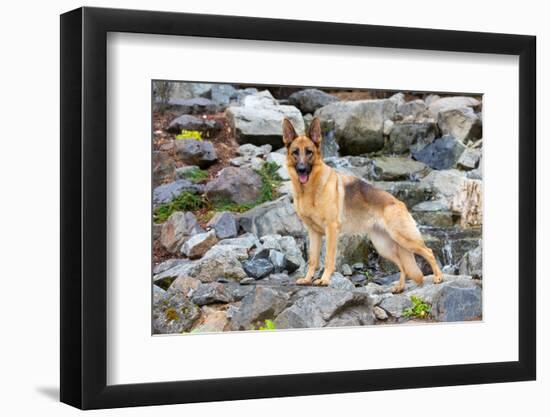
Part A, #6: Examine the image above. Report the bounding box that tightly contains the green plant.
[402,296,431,319]
[256,161,283,202]
[181,167,209,183]
[364,270,373,280]
[154,191,206,223]
[258,319,277,331]
[176,129,203,140]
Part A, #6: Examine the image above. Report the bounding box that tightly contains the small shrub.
[402,296,431,319]
[181,167,209,183]
[154,191,206,223]
[258,319,277,331]
[176,130,202,140]
[256,162,283,203]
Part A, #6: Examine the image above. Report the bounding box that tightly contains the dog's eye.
[305,148,313,156]
[292,150,299,157]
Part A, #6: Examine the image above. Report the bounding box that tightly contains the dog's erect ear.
[282,118,298,147]
[308,117,322,147]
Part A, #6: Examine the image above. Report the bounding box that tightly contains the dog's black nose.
[296,163,308,174]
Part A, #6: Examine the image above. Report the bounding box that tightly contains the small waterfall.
[442,239,453,266]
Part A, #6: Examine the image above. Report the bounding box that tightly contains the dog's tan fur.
[283,117,443,292]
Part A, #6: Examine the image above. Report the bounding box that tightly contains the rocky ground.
[151,82,483,334]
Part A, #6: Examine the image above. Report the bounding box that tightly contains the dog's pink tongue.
[299,174,309,184]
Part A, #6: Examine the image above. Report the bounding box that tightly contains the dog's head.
[282,117,322,185]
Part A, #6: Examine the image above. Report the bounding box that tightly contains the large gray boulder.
[315,99,397,154]
[373,181,435,208]
[396,99,427,119]
[190,282,233,306]
[181,230,218,259]
[239,196,307,238]
[274,288,374,329]
[230,286,291,330]
[388,122,437,154]
[458,245,482,279]
[428,96,481,118]
[412,135,466,170]
[207,211,238,239]
[226,91,305,148]
[371,156,430,181]
[205,167,263,205]
[168,82,212,100]
[153,179,203,206]
[160,211,199,253]
[437,107,482,143]
[432,281,482,322]
[174,139,218,168]
[152,290,201,334]
[288,89,339,114]
[166,114,222,137]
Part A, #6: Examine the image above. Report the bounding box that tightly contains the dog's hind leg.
[383,204,443,284]
[369,227,409,293]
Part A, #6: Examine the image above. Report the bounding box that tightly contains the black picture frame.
[60,6,536,410]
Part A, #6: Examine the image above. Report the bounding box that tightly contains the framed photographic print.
[60,6,536,410]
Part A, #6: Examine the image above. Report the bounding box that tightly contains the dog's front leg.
[314,222,340,286]
[296,229,321,285]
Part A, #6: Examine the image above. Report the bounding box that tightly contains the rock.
[275,288,373,329]
[226,90,305,148]
[458,245,482,279]
[329,273,355,291]
[237,143,272,158]
[412,199,453,227]
[324,155,378,180]
[388,122,437,154]
[191,282,233,305]
[209,84,237,107]
[428,96,481,118]
[420,169,467,202]
[168,82,212,100]
[193,306,228,333]
[153,258,188,275]
[216,233,260,251]
[202,244,249,261]
[420,229,481,269]
[160,211,199,253]
[166,114,222,137]
[207,211,238,239]
[230,286,290,330]
[242,259,274,279]
[412,135,466,170]
[373,181,435,208]
[269,250,286,273]
[167,97,218,114]
[240,277,256,285]
[262,273,293,286]
[320,127,340,159]
[239,196,307,238]
[457,148,482,170]
[278,236,306,274]
[383,119,394,136]
[397,99,427,118]
[352,262,364,270]
[205,167,263,205]
[181,230,218,259]
[372,156,430,181]
[152,290,201,334]
[259,234,283,251]
[341,264,353,276]
[432,282,482,322]
[288,88,339,114]
[438,107,482,143]
[351,273,366,284]
[266,152,290,180]
[174,139,218,168]
[230,155,265,170]
[153,151,175,186]
[379,295,413,318]
[315,99,397,154]
[153,179,203,206]
[451,178,482,227]
[373,306,388,320]
[186,248,248,282]
[174,165,200,180]
[169,276,201,297]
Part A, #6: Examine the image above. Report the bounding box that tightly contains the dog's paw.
[391,284,404,294]
[296,277,312,286]
[433,274,443,284]
[313,278,330,286]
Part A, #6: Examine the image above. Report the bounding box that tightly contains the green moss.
[176,129,202,140]
[402,296,431,319]
[258,319,277,331]
[154,191,206,223]
[165,308,179,322]
[180,167,209,183]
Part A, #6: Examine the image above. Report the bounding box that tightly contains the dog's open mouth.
[298,173,309,184]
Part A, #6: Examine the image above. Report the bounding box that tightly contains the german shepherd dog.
[282,117,443,293]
